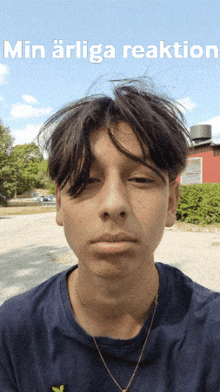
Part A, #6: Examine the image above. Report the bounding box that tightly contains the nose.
[98,176,130,221]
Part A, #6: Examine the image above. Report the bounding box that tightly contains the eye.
[128,177,154,184]
[87,177,101,185]
[78,177,102,198]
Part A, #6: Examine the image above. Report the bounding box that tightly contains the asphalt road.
[0,212,220,305]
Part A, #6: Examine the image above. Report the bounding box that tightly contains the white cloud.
[199,116,220,143]
[22,95,38,104]
[0,96,4,102]
[0,64,9,85]
[176,97,197,114]
[11,103,53,119]
[11,123,42,145]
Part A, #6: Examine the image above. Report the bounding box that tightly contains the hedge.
[176,183,220,225]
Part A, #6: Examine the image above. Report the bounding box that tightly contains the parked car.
[33,195,56,204]
[42,196,50,202]
[47,195,56,202]
[42,195,56,205]
[0,193,7,206]
[33,195,45,202]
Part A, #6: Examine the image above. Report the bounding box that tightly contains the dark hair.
[38,81,190,197]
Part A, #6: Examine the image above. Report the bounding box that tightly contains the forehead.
[89,122,168,184]
[90,122,145,161]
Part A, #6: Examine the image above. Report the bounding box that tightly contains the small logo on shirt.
[51,385,65,392]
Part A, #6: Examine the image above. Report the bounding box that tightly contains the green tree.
[35,159,55,194]
[0,120,47,203]
[11,143,44,196]
[36,159,50,189]
[0,121,16,204]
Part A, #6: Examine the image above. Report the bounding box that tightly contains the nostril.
[102,210,126,219]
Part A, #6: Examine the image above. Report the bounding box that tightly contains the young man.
[1,82,220,391]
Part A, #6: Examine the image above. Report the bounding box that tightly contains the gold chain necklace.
[75,285,158,392]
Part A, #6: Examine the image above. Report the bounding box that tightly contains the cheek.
[61,205,88,251]
[132,191,169,231]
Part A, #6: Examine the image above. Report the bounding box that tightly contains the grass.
[0,205,56,216]
[173,220,220,233]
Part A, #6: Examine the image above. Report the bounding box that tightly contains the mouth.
[91,232,138,254]
[91,232,138,243]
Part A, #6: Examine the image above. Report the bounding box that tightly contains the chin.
[84,254,141,281]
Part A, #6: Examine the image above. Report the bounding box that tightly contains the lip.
[91,232,138,244]
[90,232,138,254]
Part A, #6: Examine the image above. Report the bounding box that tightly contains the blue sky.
[0,0,220,146]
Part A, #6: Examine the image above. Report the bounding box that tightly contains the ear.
[165,180,180,228]
[55,185,64,227]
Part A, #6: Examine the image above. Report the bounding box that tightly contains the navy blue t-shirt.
[1,262,220,392]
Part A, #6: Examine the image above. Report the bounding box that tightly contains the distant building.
[177,125,220,185]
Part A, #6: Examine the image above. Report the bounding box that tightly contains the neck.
[68,261,159,339]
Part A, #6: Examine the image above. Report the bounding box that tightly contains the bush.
[176,183,220,225]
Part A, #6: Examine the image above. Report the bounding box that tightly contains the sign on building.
[181,157,202,185]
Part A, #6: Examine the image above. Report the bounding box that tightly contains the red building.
[177,125,220,185]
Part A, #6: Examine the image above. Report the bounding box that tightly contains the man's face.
[56,122,179,279]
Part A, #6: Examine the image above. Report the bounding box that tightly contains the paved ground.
[0,212,220,305]
[0,213,77,305]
